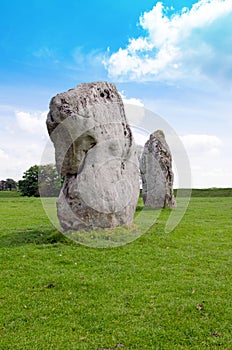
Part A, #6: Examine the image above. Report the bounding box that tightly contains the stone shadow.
[0,228,69,248]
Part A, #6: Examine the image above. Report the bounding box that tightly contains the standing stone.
[46,82,140,231]
[140,130,176,208]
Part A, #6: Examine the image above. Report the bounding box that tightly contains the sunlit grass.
[0,191,232,349]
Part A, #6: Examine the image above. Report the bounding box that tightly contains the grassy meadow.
[0,190,232,349]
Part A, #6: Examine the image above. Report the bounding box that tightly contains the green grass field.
[0,190,232,349]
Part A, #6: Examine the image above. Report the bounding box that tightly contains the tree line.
[0,178,17,191]
[0,164,62,197]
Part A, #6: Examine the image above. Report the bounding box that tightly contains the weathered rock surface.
[47,82,140,231]
[140,130,176,208]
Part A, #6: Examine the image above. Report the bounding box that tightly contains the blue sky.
[0,0,232,187]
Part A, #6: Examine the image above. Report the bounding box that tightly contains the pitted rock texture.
[47,82,140,231]
[140,130,176,208]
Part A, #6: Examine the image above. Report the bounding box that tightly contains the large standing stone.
[140,130,176,208]
[46,82,140,231]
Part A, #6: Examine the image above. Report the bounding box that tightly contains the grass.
[0,190,232,349]
[183,188,232,197]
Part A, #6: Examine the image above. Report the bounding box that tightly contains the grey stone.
[47,82,140,231]
[140,130,176,208]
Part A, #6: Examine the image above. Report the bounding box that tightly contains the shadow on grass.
[135,205,144,212]
[0,228,70,248]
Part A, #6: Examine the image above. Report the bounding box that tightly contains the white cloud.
[16,110,47,136]
[121,95,144,108]
[190,167,232,188]
[104,0,232,85]
[0,148,8,159]
[179,134,232,188]
[0,107,50,180]
[33,47,54,59]
[0,101,230,188]
[71,47,106,71]
[0,133,49,180]
[131,126,149,146]
[181,134,222,156]
[32,47,60,65]
[120,92,146,126]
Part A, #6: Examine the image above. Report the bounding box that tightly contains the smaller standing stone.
[140,130,176,208]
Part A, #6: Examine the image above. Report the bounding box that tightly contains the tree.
[6,178,17,191]
[38,164,61,197]
[0,180,7,191]
[18,165,39,197]
[18,164,62,197]
[0,178,17,191]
